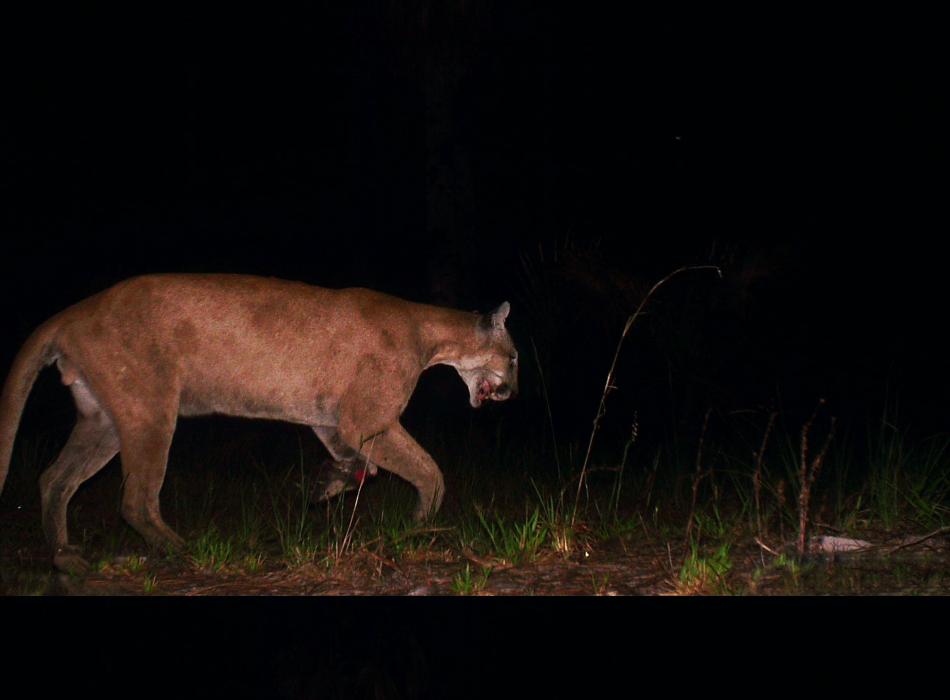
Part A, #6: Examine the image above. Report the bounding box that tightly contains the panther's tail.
[0,318,59,495]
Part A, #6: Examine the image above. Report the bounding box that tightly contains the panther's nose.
[494,383,514,400]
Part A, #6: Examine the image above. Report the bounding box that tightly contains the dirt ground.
[11,531,949,596]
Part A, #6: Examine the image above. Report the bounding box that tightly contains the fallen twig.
[460,546,513,572]
[885,526,950,554]
[364,549,403,575]
[391,526,455,542]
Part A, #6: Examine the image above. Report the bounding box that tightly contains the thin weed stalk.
[268,460,319,566]
[572,265,721,525]
[643,450,660,511]
[336,435,377,558]
[610,416,638,521]
[797,400,836,558]
[685,409,711,543]
[753,411,777,540]
[776,479,787,542]
[530,336,561,480]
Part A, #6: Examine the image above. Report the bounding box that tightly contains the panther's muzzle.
[474,377,516,407]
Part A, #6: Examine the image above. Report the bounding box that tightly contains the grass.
[452,563,492,595]
[267,462,323,567]
[189,524,234,572]
[2,264,946,595]
[678,542,733,594]
[122,554,148,574]
[532,482,576,555]
[591,573,612,595]
[466,504,549,565]
[864,427,950,530]
[1,407,948,595]
[241,552,266,574]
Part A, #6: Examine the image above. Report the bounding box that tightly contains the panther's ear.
[478,302,510,333]
[491,301,510,329]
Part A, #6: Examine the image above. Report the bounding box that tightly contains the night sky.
[2,6,947,441]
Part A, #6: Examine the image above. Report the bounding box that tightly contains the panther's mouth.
[475,378,494,406]
[472,377,513,408]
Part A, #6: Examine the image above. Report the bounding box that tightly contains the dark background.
[2,4,947,458]
[1,3,947,684]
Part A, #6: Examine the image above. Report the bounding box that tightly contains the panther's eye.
[509,354,518,367]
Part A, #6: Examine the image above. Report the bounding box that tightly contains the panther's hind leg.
[115,416,185,554]
[39,379,120,575]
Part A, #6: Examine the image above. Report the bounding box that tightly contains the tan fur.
[0,274,518,573]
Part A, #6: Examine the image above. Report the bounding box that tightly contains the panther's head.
[455,301,519,409]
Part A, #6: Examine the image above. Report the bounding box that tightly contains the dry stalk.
[571,264,721,525]
[338,435,377,558]
[643,458,658,510]
[753,411,777,540]
[685,409,712,543]
[884,525,950,554]
[460,546,514,572]
[754,537,781,556]
[364,549,403,575]
[530,337,561,479]
[796,400,836,558]
[776,479,787,541]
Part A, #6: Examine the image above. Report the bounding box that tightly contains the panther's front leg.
[338,421,444,521]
